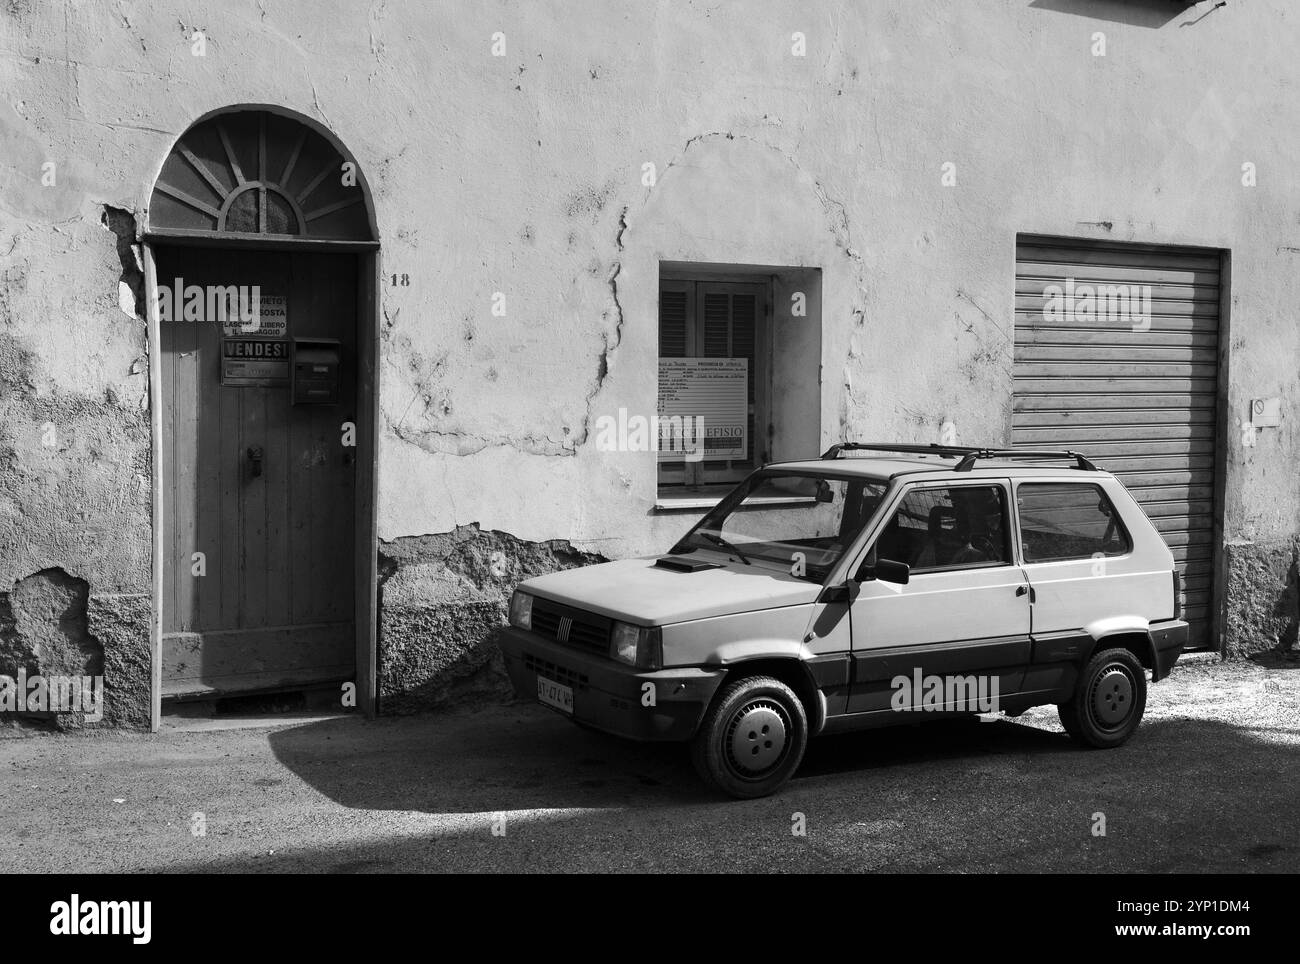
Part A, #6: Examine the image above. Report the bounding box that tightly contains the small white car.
[499,443,1188,798]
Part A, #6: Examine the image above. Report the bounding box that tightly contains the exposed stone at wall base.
[378,524,607,714]
[1223,539,1299,658]
[88,592,152,730]
[0,569,96,731]
[0,569,151,732]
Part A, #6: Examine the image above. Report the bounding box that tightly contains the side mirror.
[815,480,834,503]
[817,582,852,604]
[865,558,910,585]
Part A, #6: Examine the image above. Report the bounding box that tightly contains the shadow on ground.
[144,699,1300,873]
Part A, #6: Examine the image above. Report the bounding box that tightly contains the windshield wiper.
[699,531,752,565]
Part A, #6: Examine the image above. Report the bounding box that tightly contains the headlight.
[610,621,661,670]
[508,591,533,630]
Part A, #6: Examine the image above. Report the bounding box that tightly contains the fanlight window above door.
[148,109,373,241]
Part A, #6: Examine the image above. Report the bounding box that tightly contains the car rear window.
[1016,482,1132,563]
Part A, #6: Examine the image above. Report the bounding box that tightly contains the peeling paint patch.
[100,205,143,320]
[564,178,618,221]
[0,568,106,730]
[614,204,628,250]
[377,525,607,713]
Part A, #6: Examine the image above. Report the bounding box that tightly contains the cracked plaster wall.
[2,0,1300,723]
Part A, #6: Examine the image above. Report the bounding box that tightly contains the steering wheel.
[968,533,999,560]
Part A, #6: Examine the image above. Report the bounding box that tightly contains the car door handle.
[1015,584,1028,597]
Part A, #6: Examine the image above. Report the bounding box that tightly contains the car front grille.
[523,653,589,690]
[530,599,611,657]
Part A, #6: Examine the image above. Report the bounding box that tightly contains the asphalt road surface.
[2,655,1296,873]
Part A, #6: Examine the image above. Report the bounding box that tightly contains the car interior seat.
[927,505,961,566]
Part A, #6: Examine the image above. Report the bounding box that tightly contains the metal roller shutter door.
[1012,237,1220,649]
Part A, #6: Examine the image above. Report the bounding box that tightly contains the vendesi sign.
[221,338,289,387]
[657,357,748,461]
[222,293,288,338]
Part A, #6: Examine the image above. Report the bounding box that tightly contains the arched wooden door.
[146,108,378,703]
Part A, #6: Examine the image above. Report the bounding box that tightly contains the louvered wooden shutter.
[657,281,694,482]
[658,279,767,488]
[659,286,689,358]
[699,288,759,466]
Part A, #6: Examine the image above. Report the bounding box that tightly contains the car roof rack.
[952,448,1098,472]
[820,442,973,460]
[819,442,1097,472]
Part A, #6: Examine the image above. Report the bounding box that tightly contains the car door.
[1014,479,1142,697]
[845,480,1031,716]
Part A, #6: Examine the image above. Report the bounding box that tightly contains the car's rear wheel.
[1058,647,1147,748]
[691,675,807,799]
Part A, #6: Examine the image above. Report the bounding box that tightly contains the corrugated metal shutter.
[1013,237,1220,648]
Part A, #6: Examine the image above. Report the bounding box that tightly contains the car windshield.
[671,471,890,581]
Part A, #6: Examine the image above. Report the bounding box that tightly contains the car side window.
[1016,483,1132,563]
[874,485,1011,573]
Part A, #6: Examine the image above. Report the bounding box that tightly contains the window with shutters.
[658,278,770,490]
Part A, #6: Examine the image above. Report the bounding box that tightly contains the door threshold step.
[160,710,356,733]
[163,680,354,720]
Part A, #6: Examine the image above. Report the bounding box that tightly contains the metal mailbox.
[291,337,342,405]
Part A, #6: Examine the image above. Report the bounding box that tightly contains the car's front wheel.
[1058,647,1147,748]
[691,675,807,799]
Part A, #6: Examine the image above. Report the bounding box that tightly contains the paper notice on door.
[222,293,288,337]
[657,358,748,461]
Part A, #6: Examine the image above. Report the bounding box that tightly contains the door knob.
[247,445,264,478]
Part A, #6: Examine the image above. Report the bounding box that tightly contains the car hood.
[521,556,822,625]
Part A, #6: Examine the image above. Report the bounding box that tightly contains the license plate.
[536,676,573,715]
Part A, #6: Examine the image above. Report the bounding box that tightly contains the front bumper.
[497,626,726,742]
[1149,619,1189,682]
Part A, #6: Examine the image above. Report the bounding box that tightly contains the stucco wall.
[2,0,1298,723]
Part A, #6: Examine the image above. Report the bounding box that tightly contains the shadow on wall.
[1272,552,1300,653]
[1028,0,1205,29]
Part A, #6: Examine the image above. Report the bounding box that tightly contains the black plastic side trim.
[851,635,1031,681]
[1031,631,1092,664]
[806,653,851,688]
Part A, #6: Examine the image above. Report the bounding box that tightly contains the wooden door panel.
[169,287,199,631]
[159,246,357,697]
[216,347,243,630]
[164,624,353,697]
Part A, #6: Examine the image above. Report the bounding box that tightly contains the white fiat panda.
[498,443,1188,798]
